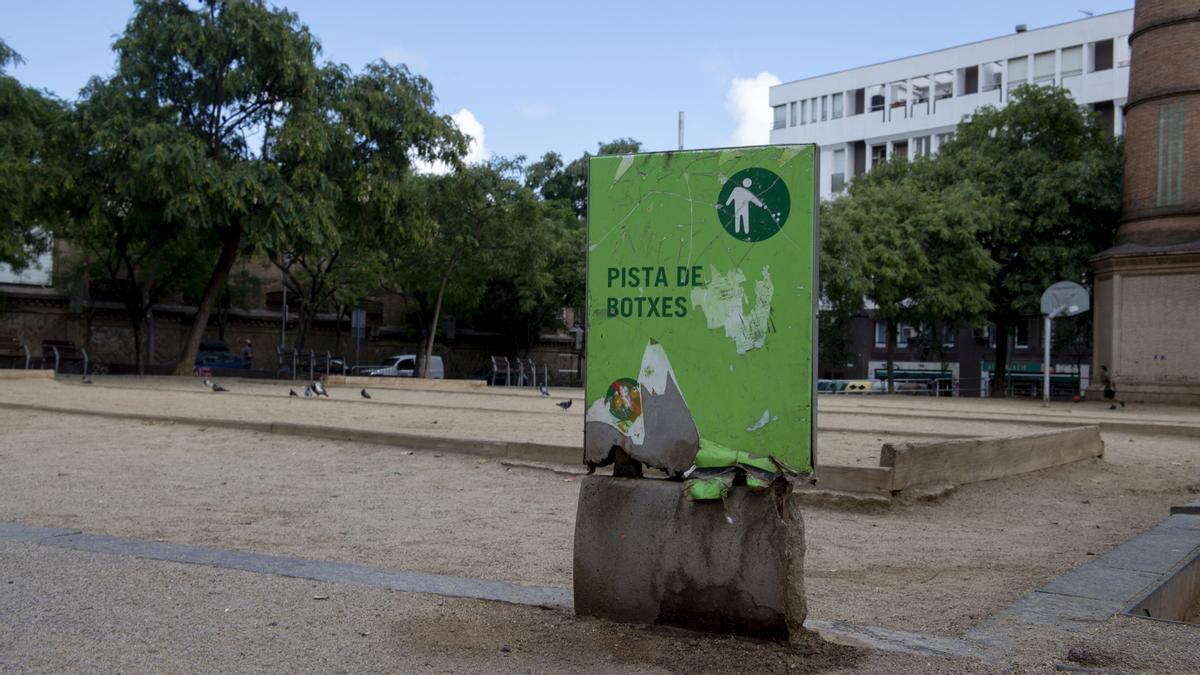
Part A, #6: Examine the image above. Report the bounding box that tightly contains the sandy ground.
[3,542,990,674]
[1,400,1197,639]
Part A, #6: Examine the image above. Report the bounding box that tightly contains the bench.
[0,336,31,369]
[41,339,88,374]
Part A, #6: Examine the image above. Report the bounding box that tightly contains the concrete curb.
[820,404,1200,439]
[0,369,55,380]
[0,401,580,465]
[0,522,571,609]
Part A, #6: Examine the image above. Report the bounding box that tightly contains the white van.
[365,355,444,378]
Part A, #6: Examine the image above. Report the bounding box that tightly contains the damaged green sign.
[585,145,817,491]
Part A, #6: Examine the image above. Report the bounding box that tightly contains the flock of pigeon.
[194,377,574,408]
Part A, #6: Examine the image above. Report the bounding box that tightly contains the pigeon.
[556,400,572,410]
[289,389,298,397]
[304,385,313,398]
[81,375,92,385]
[361,388,371,399]
[312,380,329,397]
[212,382,229,393]
[539,385,550,396]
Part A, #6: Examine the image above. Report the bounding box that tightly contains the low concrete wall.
[328,375,488,391]
[0,369,54,380]
[573,476,806,641]
[812,465,894,494]
[880,426,1104,491]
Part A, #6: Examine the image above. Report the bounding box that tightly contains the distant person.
[242,338,254,369]
[1100,365,1125,410]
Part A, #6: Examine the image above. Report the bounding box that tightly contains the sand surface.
[2,378,1197,638]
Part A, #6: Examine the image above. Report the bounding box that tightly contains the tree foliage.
[526,137,641,219]
[0,38,67,270]
[936,84,1123,393]
[111,0,324,374]
[268,60,464,351]
[821,157,996,391]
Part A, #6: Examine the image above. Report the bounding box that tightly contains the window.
[869,85,886,112]
[1092,39,1113,72]
[1015,319,1030,349]
[960,65,979,95]
[935,132,954,149]
[1007,56,1028,90]
[871,143,887,165]
[1061,45,1083,78]
[831,92,843,119]
[933,72,953,100]
[943,325,958,347]
[892,141,908,161]
[821,95,828,121]
[913,136,931,158]
[981,61,1003,91]
[772,105,787,130]
[874,321,913,347]
[1156,101,1187,207]
[789,101,798,127]
[810,98,818,123]
[801,101,806,124]
[831,149,846,193]
[1033,51,1055,85]
[853,88,865,115]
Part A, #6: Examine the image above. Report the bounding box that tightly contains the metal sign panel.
[585,145,817,475]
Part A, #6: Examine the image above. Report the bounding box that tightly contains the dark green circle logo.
[716,168,790,242]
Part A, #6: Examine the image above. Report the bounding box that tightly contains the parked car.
[194,351,245,369]
[364,354,444,379]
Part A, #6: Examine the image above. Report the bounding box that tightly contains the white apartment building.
[769,10,1133,200]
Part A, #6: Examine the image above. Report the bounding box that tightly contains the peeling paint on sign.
[690,265,774,354]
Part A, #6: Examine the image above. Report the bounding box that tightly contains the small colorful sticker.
[605,377,642,430]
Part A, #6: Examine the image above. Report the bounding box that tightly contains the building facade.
[772,11,1133,396]
[769,10,1132,200]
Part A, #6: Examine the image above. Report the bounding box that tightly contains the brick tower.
[1090,0,1200,404]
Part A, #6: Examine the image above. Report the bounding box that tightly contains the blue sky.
[4,1,1133,164]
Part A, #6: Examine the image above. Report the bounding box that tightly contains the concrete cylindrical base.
[573,475,806,641]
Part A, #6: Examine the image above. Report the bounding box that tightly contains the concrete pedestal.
[1090,248,1200,405]
[573,475,806,641]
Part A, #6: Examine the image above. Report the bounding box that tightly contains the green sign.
[584,145,817,487]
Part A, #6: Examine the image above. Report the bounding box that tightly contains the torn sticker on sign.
[690,265,774,354]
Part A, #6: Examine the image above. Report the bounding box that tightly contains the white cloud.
[415,108,489,175]
[381,47,427,70]
[725,71,781,147]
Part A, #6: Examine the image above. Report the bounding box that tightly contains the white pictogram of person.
[726,177,765,235]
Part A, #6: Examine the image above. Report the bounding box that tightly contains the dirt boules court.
[0,377,1197,671]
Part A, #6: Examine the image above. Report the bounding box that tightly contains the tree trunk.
[174,225,242,375]
[886,317,897,394]
[421,267,454,379]
[991,321,1010,398]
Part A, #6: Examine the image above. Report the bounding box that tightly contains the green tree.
[110,0,324,375]
[0,39,68,270]
[59,75,212,374]
[268,61,463,352]
[821,158,996,392]
[526,138,641,219]
[382,160,539,377]
[936,84,1122,396]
